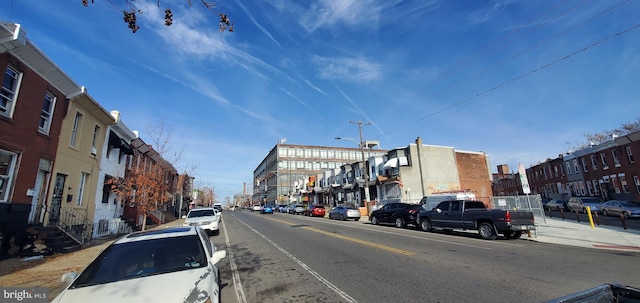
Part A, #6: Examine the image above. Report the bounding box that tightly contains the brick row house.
[498,132,640,203]
[0,22,184,257]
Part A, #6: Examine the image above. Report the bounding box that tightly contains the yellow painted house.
[45,88,114,243]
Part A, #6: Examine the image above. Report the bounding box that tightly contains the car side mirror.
[61,272,78,286]
[436,208,442,213]
[210,250,227,265]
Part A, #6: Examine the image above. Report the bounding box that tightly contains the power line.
[378,22,640,138]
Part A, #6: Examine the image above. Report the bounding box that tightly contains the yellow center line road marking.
[266,217,414,256]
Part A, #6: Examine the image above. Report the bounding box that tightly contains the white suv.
[183,207,220,236]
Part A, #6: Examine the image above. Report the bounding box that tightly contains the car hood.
[53,267,217,303]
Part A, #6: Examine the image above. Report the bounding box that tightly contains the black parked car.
[369,203,423,228]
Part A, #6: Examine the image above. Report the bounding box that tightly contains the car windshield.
[71,235,206,288]
[187,209,215,217]
[620,201,637,207]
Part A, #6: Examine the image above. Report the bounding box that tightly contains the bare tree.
[81,0,233,33]
[573,118,640,150]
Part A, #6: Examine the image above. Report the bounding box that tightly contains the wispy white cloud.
[234,0,282,48]
[312,55,383,83]
[299,0,384,32]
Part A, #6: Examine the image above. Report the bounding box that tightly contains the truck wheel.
[420,219,433,232]
[478,222,498,240]
[504,231,522,240]
[371,216,379,225]
[395,217,405,228]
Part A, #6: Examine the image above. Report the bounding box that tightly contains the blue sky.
[2,0,639,201]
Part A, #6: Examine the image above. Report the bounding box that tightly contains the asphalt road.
[217,210,640,303]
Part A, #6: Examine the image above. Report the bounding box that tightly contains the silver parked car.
[567,196,603,213]
[601,200,640,219]
[328,206,361,221]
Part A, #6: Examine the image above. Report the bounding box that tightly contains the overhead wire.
[376,21,640,139]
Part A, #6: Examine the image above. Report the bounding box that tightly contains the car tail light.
[408,209,419,214]
[504,211,511,222]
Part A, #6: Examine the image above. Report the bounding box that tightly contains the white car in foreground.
[52,226,226,303]
[183,207,220,236]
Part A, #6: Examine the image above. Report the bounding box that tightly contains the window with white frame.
[611,177,620,194]
[586,181,593,196]
[0,149,18,202]
[573,159,580,174]
[620,175,629,193]
[554,166,559,177]
[579,181,586,196]
[626,146,634,164]
[590,154,598,170]
[600,153,608,169]
[77,172,89,206]
[612,150,621,167]
[565,162,572,175]
[634,176,640,194]
[593,180,600,196]
[91,125,100,152]
[39,92,56,135]
[70,112,83,147]
[1,65,22,118]
[581,158,588,173]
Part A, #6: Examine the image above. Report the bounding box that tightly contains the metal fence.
[491,194,545,221]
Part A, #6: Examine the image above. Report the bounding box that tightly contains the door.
[48,173,66,225]
[446,200,464,229]
[429,201,450,227]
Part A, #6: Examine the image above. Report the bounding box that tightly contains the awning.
[119,139,134,155]
[108,131,121,147]
[383,158,398,169]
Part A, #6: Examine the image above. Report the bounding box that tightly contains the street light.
[335,136,371,213]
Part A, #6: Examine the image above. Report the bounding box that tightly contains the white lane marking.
[221,217,248,303]
[234,215,359,303]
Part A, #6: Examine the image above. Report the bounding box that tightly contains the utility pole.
[350,120,371,213]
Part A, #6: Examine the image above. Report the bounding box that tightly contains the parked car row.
[545,197,640,219]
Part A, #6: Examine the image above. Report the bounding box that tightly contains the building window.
[581,158,588,173]
[600,153,608,169]
[590,155,598,170]
[70,112,83,147]
[634,176,640,194]
[39,92,56,135]
[586,181,593,196]
[611,177,621,194]
[0,65,22,118]
[554,166,559,177]
[612,150,621,167]
[626,146,634,164]
[620,175,629,193]
[0,149,18,202]
[77,172,89,206]
[91,125,100,151]
[565,162,572,175]
[592,180,600,196]
[573,159,580,174]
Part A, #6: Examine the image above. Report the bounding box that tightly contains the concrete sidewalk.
[527,216,640,252]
